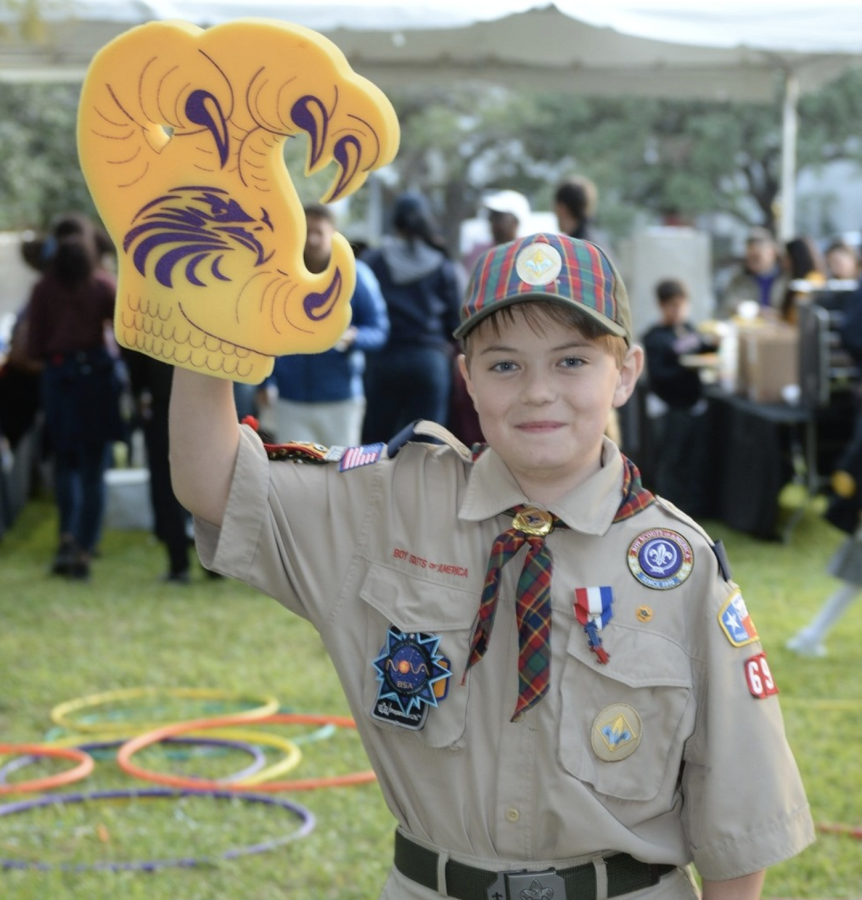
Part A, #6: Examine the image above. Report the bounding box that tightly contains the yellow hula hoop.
[38,728,302,784]
[50,687,280,735]
[780,698,862,710]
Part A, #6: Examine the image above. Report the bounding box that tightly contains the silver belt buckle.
[487,867,566,900]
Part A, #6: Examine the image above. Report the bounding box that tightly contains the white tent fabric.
[2,1,861,235]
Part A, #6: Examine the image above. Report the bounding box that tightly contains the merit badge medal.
[718,590,760,647]
[627,529,693,590]
[77,19,399,384]
[574,586,614,663]
[372,626,452,730]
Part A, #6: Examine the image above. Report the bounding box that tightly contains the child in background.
[170,234,813,900]
[642,278,717,517]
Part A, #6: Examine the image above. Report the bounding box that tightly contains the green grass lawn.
[0,494,860,899]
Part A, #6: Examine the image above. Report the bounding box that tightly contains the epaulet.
[653,495,734,583]
[239,415,342,465]
[386,420,473,461]
[263,440,344,464]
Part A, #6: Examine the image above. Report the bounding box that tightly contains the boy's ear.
[612,344,644,409]
[457,354,476,404]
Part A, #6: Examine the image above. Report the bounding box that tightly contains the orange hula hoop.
[118,713,376,792]
[0,743,94,795]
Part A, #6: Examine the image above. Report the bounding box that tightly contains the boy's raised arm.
[169,368,241,528]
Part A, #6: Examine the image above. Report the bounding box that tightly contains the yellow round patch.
[591,703,642,762]
[832,470,857,499]
[636,606,653,623]
[515,242,563,286]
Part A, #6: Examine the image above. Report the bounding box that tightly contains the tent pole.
[779,70,800,241]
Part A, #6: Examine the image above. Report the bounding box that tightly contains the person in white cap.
[483,189,531,245]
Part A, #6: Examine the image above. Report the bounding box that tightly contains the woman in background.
[361,192,462,442]
[27,214,123,580]
[781,235,826,323]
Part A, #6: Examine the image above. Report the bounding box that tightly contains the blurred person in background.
[717,226,787,319]
[781,235,826,324]
[259,203,389,447]
[361,191,462,442]
[554,175,599,242]
[824,239,860,281]
[642,278,718,517]
[26,214,124,580]
[122,352,192,583]
[787,282,862,656]
[461,189,530,276]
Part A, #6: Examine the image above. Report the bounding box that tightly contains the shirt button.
[505,807,520,823]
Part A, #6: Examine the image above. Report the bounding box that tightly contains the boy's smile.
[460,309,641,504]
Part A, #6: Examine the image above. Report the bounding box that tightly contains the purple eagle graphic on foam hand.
[124,186,275,289]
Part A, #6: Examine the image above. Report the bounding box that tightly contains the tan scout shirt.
[196,425,814,895]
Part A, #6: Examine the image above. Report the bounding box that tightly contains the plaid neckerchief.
[464,506,563,721]
[462,456,653,721]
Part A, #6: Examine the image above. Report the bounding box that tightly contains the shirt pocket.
[359,563,477,749]
[558,623,693,802]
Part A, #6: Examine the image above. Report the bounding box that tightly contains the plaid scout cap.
[454,233,633,344]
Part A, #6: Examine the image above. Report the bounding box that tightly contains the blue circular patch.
[627,529,693,590]
[384,638,432,698]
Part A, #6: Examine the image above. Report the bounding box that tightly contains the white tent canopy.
[2,1,862,236]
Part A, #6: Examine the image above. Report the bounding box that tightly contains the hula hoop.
[0,788,315,871]
[31,727,303,785]
[0,738,267,787]
[816,821,862,840]
[0,744,94,795]
[50,687,280,734]
[119,713,376,792]
[780,698,862,710]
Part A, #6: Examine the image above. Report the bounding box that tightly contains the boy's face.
[460,308,641,501]
[661,295,689,326]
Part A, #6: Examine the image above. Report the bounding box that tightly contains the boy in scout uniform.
[170,233,814,900]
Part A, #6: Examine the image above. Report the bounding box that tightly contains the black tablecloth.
[702,388,811,539]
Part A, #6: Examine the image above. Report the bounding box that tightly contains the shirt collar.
[459,437,624,536]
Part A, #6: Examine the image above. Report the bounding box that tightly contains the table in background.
[702,387,813,540]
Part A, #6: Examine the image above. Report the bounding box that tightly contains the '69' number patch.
[744,653,779,699]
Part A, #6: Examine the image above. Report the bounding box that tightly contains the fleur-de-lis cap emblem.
[520,880,555,900]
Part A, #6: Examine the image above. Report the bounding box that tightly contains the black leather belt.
[394,831,675,900]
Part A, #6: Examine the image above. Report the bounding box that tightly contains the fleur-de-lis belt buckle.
[512,508,554,537]
[487,868,566,900]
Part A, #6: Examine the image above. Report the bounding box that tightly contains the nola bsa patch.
[371,626,451,730]
[339,443,385,472]
[627,529,693,590]
[718,590,760,647]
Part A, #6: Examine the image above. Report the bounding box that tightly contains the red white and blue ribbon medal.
[372,626,451,730]
[574,586,614,664]
[627,529,693,590]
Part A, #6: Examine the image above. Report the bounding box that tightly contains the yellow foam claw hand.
[78,19,400,383]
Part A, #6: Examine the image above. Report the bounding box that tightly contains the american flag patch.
[338,443,385,472]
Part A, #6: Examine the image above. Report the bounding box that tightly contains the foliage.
[4,64,862,243]
[0,488,860,898]
[388,66,862,239]
[0,82,96,232]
